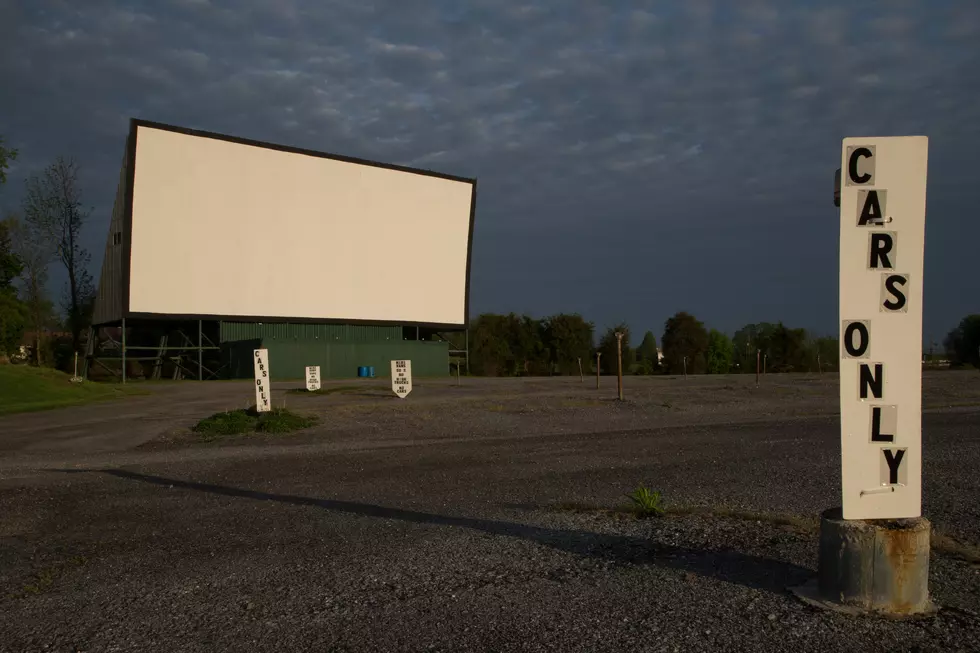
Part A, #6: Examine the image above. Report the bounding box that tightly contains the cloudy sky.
[2,0,979,345]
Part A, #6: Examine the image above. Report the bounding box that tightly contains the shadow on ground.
[67,468,814,595]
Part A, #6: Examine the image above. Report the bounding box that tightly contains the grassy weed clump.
[626,485,666,518]
[192,407,317,439]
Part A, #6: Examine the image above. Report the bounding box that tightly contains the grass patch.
[0,365,147,416]
[192,407,318,440]
[257,408,317,433]
[192,409,256,436]
[19,555,87,597]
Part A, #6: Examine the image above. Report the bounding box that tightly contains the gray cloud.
[1,0,979,342]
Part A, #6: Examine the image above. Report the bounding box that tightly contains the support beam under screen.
[121,318,127,384]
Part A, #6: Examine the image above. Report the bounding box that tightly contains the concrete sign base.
[792,507,936,618]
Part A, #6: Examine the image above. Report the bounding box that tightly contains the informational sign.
[391,359,412,399]
[306,365,321,392]
[253,348,271,412]
[839,136,928,520]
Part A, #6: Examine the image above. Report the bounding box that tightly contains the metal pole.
[616,332,624,401]
[764,354,768,375]
[456,362,460,386]
[121,318,127,384]
[683,355,687,378]
[465,329,469,376]
[198,319,203,381]
[756,348,760,385]
[596,352,602,389]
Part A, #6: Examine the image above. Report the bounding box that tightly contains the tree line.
[466,311,843,376]
[465,310,980,376]
[1,135,97,369]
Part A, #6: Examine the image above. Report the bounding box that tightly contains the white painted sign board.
[306,365,321,392]
[391,359,412,399]
[253,348,272,413]
[839,136,928,520]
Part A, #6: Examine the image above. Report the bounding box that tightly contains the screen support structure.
[84,318,223,383]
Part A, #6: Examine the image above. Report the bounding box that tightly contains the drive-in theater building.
[87,119,477,381]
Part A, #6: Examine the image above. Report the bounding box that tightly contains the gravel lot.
[0,372,979,651]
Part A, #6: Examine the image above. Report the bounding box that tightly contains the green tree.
[542,313,594,375]
[0,217,23,291]
[8,213,56,366]
[0,217,28,358]
[0,136,16,187]
[598,323,630,375]
[636,331,659,374]
[24,156,96,354]
[661,312,708,374]
[944,315,980,369]
[768,322,809,372]
[811,336,840,373]
[705,329,734,374]
[470,313,513,376]
[732,322,776,374]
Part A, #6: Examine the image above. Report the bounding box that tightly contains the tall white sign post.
[839,136,928,520]
[306,365,321,392]
[391,360,412,399]
[253,348,272,413]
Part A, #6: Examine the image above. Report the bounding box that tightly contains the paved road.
[1,409,978,652]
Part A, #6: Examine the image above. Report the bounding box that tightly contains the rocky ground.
[0,371,978,652]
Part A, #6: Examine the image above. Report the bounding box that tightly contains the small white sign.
[306,365,321,392]
[253,348,272,413]
[839,136,927,520]
[391,359,412,399]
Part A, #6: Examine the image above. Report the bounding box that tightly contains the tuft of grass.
[257,408,318,433]
[20,555,87,596]
[625,485,666,518]
[0,365,147,416]
[191,407,317,439]
[192,409,256,437]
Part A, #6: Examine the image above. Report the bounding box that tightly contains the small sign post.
[391,359,412,399]
[253,349,271,412]
[306,365,321,392]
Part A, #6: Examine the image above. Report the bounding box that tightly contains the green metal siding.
[220,321,401,343]
[223,339,448,380]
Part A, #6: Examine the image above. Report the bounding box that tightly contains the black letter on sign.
[882,274,908,312]
[843,321,869,358]
[871,406,894,442]
[883,449,906,485]
[859,363,883,399]
[857,190,886,226]
[869,233,894,269]
[848,147,873,184]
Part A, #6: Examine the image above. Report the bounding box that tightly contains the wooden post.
[756,348,760,385]
[577,357,583,383]
[198,319,204,381]
[683,355,687,378]
[615,332,624,401]
[596,352,602,389]
[121,318,127,384]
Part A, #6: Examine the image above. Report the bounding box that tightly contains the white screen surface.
[128,125,474,325]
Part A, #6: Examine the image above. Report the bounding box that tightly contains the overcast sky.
[2,0,979,345]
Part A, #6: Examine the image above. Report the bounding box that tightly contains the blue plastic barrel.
[357,366,367,377]
[367,366,376,378]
